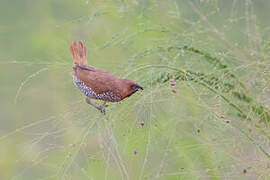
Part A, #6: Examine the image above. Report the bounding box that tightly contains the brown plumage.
[70,41,143,114]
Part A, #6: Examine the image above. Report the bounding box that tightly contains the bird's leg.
[85,97,106,115]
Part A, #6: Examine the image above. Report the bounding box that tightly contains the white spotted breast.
[73,75,121,102]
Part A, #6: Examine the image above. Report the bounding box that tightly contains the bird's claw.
[98,106,106,115]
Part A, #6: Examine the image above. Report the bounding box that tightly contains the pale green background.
[0,0,269,179]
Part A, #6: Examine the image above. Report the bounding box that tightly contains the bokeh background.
[0,0,269,179]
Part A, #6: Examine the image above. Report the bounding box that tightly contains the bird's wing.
[76,65,96,71]
[74,65,121,95]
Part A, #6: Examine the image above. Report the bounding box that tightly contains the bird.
[70,41,143,114]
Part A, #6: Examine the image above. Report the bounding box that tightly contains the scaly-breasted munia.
[70,41,143,114]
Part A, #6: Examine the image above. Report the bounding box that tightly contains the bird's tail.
[70,41,88,66]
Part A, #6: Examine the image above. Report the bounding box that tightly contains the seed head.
[170,80,177,86]
[172,89,178,94]
[225,120,231,124]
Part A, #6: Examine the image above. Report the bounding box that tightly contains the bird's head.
[120,79,144,99]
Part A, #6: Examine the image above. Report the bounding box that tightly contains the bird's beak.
[136,83,144,90]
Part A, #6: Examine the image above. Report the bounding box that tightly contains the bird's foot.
[85,97,106,115]
[97,105,106,115]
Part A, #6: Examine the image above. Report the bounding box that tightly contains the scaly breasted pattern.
[70,41,143,113]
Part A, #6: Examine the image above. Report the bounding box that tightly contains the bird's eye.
[130,84,137,90]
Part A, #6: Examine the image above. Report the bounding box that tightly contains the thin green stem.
[126,64,270,158]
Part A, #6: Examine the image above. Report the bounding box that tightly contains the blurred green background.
[0,0,269,179]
